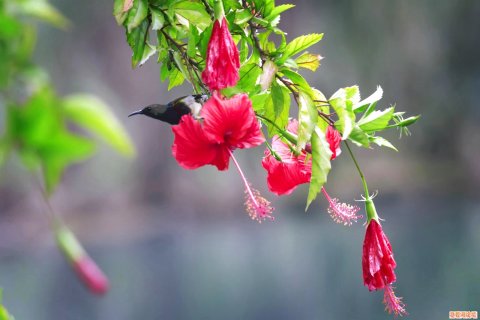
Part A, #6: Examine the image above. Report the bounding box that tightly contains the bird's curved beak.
[128,110,144,117]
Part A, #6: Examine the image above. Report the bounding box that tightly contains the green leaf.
[42,133,95,194]
[151,8,165,30]
[280,69,313,96]
[17,0,70,29]
[0,289,14,320]
[239,38,249,64]
[265,4,295,21]
[139,43,156,66]
[198,22,213,58]
[345,85,360,105]
[358,107,394,132]
[234,9,253,25]
[168,68,185,90]
[306,127,332,210]
[354,85,383,112]
[347,125,370,147]
[187,24,200,58]
[264,83,290,136]
[113,0,128,25]
[224,63,262,96]
[0,139,9,167]
[126,19,149,68]
[172,51,189,81]
[294,52,322,72]
[279,33,323,63]
[370,136,398,151]
[297,90,317,151]
[62,94,136,157]
[126,0,148,32]
[329,88,356,140]
[173,1,212,30]
[251,92,269,113]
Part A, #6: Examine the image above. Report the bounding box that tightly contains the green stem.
[255,114,298,145]
[200,0,214,19]
[213,0,225,21]
[344,140,378,221]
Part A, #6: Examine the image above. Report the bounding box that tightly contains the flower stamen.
[383,284,408,317]
[229,149,274,222]
[322,187,362,226]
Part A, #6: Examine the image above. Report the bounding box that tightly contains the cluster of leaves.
[0,0,134,193]
[114,0,419,208]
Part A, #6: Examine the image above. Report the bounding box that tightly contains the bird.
[128,94,209,125]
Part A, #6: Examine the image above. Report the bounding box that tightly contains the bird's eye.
[145,107,152,111]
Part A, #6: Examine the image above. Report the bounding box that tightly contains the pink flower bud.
[73,256,109,295]
[55,225,109,295]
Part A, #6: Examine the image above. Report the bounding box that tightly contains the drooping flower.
[171,93,272,222]
[55,225,109,295]
[362,217,407,316]
[362,219,397,290]
[201,17,240,91]
[326,125,342,160]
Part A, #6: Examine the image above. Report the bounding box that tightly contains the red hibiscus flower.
[363,218,407,316]
[261,120,311,195]
[201,17,240,91]
[172,93,263,170]
[262,120,360,224]
[172,93,273,222]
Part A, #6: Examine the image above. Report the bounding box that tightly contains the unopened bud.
[55,225,109,295]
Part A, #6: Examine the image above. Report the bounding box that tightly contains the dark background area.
[0,1,479,319]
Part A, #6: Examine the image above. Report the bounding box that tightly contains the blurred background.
[1,0,479,319]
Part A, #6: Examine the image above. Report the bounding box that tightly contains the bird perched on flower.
[128,94,208,125]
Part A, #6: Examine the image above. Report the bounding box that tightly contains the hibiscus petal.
[202,94,264,149]
[262,152,311,195]
[172,115,229,170]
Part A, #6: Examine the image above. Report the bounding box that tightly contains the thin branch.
[200,0,214,19]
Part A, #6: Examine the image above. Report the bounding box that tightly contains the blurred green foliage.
[0,0,135,194]
[0,290,13,320]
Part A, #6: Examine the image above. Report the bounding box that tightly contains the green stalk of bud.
[213,0,225,21]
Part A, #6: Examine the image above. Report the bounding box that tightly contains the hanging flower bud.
[201,17,240,91]
[362,199,407,316]
[362,218,397,290]
[55,225,109,295]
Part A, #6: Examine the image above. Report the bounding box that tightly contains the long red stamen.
[383,285,407,317]
[321,187,362,225]
[229,149,274,222]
